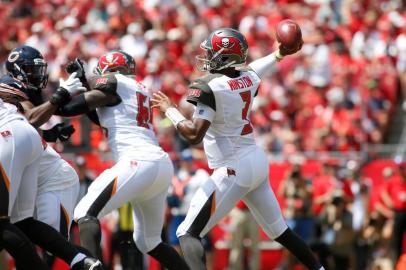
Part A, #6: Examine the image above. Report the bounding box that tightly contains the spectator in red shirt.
[383,165,406,260]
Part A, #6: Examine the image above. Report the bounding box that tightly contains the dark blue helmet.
[5,45,48,92]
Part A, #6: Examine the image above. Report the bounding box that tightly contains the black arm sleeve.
[88,74,118,95]
[56,94,91,117]
[86,110,100,126]
[186,79,216,111]
[87,74,121,106]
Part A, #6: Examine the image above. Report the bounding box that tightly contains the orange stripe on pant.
[210,191,216,215]
[0,163,10,191]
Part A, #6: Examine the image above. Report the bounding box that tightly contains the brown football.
[276,19,302,50]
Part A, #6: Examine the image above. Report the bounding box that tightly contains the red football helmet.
[95,50,136,75]
[196,28,248,71]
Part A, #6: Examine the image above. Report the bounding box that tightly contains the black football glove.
[66,58,91,91]
[66,58,86,79]
[42,123,75,142]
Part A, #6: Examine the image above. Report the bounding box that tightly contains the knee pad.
[133,230,161,254]
[78,216,100,231]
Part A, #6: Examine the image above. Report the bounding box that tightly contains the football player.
[152,28,325,270]
[56,50,189,270]
[0,45,103,270]
[2,45,80,241]
[0,97,48,269]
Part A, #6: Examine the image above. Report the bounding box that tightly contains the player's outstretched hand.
[66,58,86,79]
[279,39,303,56]
[59,72,86,95]
[151,91,175,113]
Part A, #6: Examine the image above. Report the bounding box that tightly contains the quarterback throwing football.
[152,28,324,270]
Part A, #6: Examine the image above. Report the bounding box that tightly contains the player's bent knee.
[133,231,162,254]
[267,218,288,239]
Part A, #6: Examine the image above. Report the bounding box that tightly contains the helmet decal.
[8,52,20,63]
[212,34,241,55]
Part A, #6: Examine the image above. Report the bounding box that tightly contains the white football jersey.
[0,99,24,126]
[93,73,167,162]
[187,69,261,169]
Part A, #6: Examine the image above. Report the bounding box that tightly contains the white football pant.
[35,161,79,238]
[176,146,288,240]
[0,119,42,223]
[74,157,173,253]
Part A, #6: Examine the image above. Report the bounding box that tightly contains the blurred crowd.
[1,0,405,155]
[1,0,406,269]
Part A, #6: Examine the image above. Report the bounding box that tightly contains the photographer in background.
[279,165,314,269]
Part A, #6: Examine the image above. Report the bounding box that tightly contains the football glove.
[59,72,86,95]
[42,123,75,142]
[66,58,86,79]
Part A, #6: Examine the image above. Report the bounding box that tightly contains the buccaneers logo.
[101,53,120,67]
[211,34,241,55]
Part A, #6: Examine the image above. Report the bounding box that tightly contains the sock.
[275,228,322,270]
[70,253,87,268]
[179,234,206,270]
[77,216,103,261]
[0,220,48,270]
[147,242,190,270]
[14,217,79,264]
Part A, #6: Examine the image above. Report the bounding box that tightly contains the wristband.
[50,87,71,106]
[165,107,186,127]
[275,51,284,62]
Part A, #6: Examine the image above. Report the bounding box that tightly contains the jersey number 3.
[136,92,152,129]
[239,91,253,135]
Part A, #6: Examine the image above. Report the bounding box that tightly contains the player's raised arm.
[249,20,303,79]
[25,72,86,127]
[151,91,211,145]
[57,74,121,117]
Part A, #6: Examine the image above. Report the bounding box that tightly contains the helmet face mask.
[6,46,48,91]
[95,50,136,76]
[196,28,248,72]
[19,60,48,91]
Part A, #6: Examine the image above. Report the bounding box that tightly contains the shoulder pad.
[186,78,216,111]
[88,74,117,94]
[0,75,29,101]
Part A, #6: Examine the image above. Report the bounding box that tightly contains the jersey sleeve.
[192,103,215,123]
[186,79,216,111]
[88,74,118,94]
[0,76,29,101]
